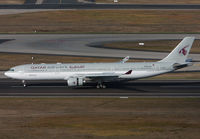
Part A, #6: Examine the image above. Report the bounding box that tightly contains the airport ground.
[2,0,200,4]
[0,4,200,139]
[0,0,25,4]
[1,34,200,71]
[96,0,200,4]
[0,33,199,138]
[0,98,199,139]
[1,10,200,33]
[103,39,200,53]
[0,79,200,97]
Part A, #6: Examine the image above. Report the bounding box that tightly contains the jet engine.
[67,77,84,86]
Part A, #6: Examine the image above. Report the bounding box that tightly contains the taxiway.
[0,34,199,71]
[1,4,200,9]
[0,34,199,60]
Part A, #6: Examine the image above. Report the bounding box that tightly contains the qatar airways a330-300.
[5,37,194,88]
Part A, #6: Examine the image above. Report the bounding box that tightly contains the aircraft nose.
[4,71,10,77]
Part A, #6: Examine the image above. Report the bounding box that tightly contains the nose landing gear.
[22,80,26,87]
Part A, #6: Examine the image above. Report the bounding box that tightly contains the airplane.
[4,37,194,88]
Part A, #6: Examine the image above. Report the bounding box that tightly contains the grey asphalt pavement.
[0,34,199,60]
[43,0,79,4]
[0,79,200,97]
[0,34,199,72]
[1,4,200,9]
[0,34,199,97]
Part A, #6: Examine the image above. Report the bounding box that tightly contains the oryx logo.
[179,45,189,56]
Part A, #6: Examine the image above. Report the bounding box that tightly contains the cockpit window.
[9,69,14,71]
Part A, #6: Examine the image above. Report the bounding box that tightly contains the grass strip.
[0,52,144,70]
[1,10,200,33]
[0,0,25,4]
[0,98,199,138]
[103,39,200,54]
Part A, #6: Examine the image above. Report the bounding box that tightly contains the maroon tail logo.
[179,45,189,56]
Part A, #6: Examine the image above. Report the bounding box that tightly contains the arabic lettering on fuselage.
[30,65,85,70]
[69,65,85,69]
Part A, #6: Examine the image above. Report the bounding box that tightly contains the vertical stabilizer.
[159,37,195,64]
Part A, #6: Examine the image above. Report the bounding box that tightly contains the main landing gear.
[96,83,106,89]
[22,80,27,87]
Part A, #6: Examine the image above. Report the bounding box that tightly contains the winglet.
[125,70,132,75]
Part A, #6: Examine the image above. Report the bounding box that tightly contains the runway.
[0,79,200,97]
[1,4,200,9]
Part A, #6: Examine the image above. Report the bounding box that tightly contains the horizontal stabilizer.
[120,56,129,63]
[173,63,188,70]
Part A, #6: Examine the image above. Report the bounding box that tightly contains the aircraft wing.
[72,70,132,81]
[84,72,119,78]
[72,72,118,79]
[65,73,117,80]
[80,70,132,78]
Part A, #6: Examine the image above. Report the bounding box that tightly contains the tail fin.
[159,37,195,64]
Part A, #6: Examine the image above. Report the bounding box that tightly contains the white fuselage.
[4,37,194,87]
[4,62,174,81]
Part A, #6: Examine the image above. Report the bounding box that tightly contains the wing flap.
[67,70,132,81]
[83,72,119,78]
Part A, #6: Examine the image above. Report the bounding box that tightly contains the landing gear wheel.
[96,83,106,89]
[96,84,100,89]
[102,85,106,89]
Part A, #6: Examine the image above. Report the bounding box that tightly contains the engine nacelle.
[67,77,84,86]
